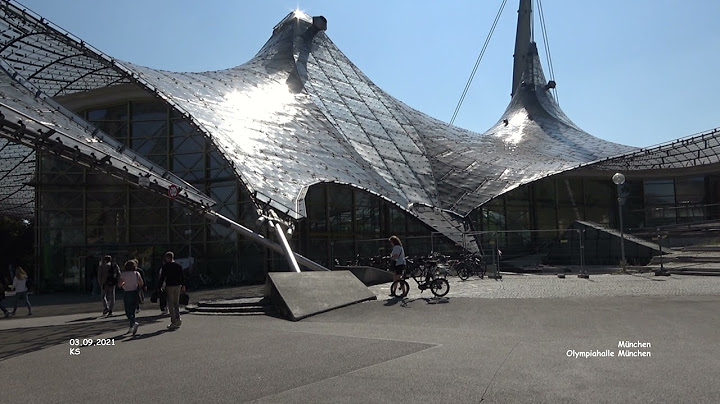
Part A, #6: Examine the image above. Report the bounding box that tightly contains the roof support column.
[512,0,533,97]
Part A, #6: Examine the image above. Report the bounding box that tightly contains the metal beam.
[512,0,532,97]
[0,101,329,273]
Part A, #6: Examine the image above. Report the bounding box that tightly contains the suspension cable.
[450,0,508,125]
[536,0,558,104]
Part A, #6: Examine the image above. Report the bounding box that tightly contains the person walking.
[11,267,32,316]
[389,236,406,284]
[157,251,185,329]
[98,255,121,317]
[132,259,147,314]
[0,277,10,318]
[153,265,168,315]
[117,260,144,336]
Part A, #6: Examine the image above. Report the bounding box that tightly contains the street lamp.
[612,173,626,272]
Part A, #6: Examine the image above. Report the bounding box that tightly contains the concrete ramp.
[333,265,394,286]
[267,271,376,321]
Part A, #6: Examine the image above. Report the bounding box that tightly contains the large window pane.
[388,205,405,235]
[584,179,613,206]
[675,177,705,204]
[86,190,127,244]
[87,105,128,121]
[328,185,353,233]
[354,189,380,235]
[644,180,675,205]
[131,102,167,121]
[533,178,555,206]
[557,178,582,206]
[306,185,326,232]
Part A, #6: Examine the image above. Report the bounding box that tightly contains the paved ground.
[370,271,720,299]
[1,272,719,403]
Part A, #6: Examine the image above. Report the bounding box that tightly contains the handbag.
[150,290,160,303]
[179,292,189,306]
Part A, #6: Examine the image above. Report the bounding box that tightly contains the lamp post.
[612,173,626,272]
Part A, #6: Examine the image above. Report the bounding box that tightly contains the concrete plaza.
[1,273,719,403]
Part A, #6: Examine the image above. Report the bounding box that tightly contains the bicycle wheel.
[458,264,470,281]
[479,262,487,279]
[390,280,409,298]
[430,278,449,297]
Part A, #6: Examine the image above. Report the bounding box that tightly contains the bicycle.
[456,253,487,281]
[390,263,450,298]
[222,266,244,287]
[369,254,391,271]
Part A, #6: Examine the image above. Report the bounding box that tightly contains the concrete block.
[267,271,376,321]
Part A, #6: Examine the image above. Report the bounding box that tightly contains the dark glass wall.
[469,174,716,256]
[299,183,445,267]
[36,101,264,292]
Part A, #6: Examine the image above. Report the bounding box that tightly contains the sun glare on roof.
[222,82,296,137]
[497,111,528,146]
[292,7,310,21]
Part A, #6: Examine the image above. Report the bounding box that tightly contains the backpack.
[105,263,119,286]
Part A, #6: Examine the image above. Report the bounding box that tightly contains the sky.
[15,0,720,148]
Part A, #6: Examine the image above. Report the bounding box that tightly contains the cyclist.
[389,236,406,285]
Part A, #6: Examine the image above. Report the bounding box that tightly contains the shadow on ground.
[383,296,450,307]
[0,314,168,361]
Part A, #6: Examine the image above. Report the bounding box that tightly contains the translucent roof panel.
[0,138,34,217]
[0,61,215,213]
[118,16,636,225]
[585,128,720,171]
[0,2,131,96]
[8,4,712,245]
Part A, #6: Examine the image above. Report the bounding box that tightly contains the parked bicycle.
[456,253,487,280]
[369,254,391,271]
[410,253,450,278]
[390,262,450,298]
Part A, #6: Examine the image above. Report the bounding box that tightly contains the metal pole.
[580,229,585,274]
[272,221,301,273]
[655,228,670,276]
[658,228,664,273]
[618,190,626,272]
[207,211,328,272]
[577,228,589,279]
[491,232,502,279]
[186,212,192,259]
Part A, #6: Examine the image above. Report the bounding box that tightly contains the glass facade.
[31,99,720,292]
[35,101,263,292]
[298,183,444,268]
[469,175,717,256]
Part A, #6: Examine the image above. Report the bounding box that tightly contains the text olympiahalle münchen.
[566,341,652,358]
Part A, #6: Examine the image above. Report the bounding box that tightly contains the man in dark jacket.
[98,255,121,317]
[157,251,185,329]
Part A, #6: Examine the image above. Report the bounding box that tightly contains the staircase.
[646,245,720,276]
[186,296,274,316]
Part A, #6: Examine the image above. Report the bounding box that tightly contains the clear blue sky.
[16,0,720,148]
